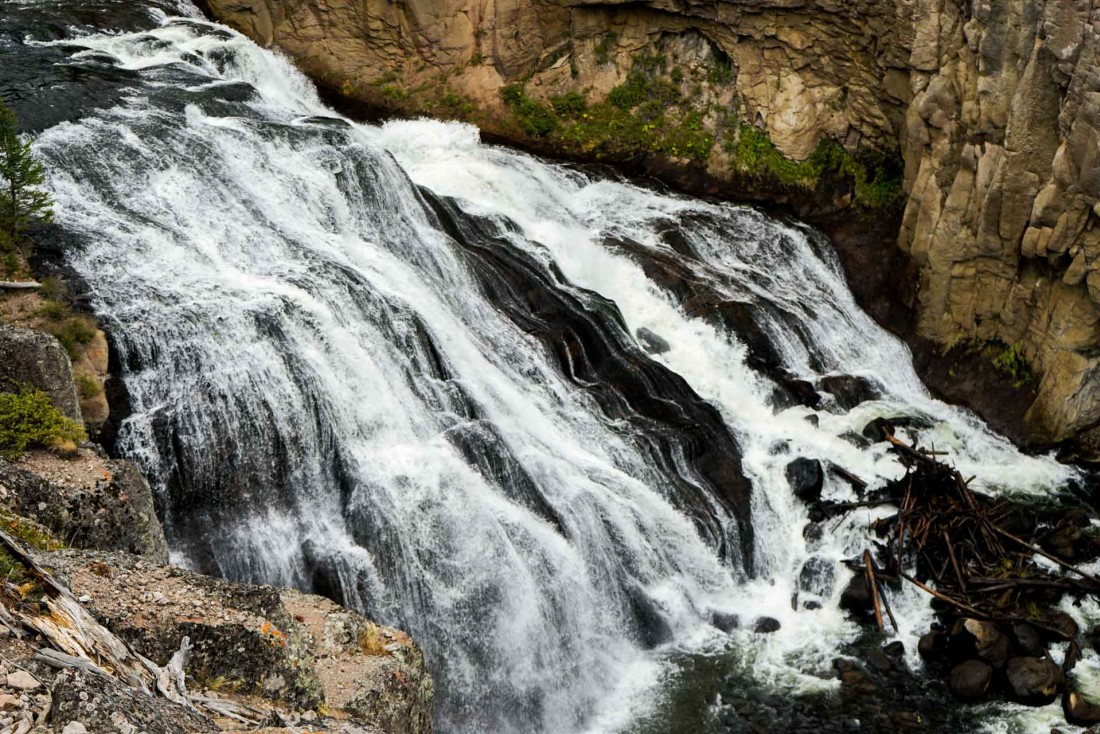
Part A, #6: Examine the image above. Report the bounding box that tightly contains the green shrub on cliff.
[501,85,558,137]
[0,383,85,458]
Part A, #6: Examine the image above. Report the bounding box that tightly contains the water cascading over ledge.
[1,3,1081,732]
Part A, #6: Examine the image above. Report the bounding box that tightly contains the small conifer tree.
[0,102,52,248]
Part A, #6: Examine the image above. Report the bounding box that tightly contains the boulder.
[918,629,947,660]
[43,551,433,728]
[0,451,168,561]
[1005,656,1065,706]
[51,668,217,734]
[948,660,992,701]
[839,575,873,617]
[784,457,824,502]
[711,611,740,633]
[0,323,81,421]
[635,327,670,355]
[753,617,781,634]
[861,417,895,443]
[1009,622,1045,657]
[817,375,881,411]
[952,618,1011,666]
[797,555,835,598]
[1064,689,1100,727]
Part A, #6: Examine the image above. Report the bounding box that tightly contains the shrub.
[551,92,587,118]
[500,85,557,137]
[46,316,96,360]
[992,340,1032,385]
[0,384,86,458]
[594,32,617,65]
[76,374,101,399]
[36,299,66,321]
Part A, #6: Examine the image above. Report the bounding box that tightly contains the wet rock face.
[0,323,81,422]
[203,0,1100,446]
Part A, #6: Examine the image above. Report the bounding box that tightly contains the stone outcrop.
[0,449,169,561]
[45,551,433,732]
[204,0,1100,448]
[0,322,81,422]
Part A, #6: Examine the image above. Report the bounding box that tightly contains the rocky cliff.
[204,0,1100,449]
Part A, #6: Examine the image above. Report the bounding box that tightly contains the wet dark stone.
[798,555,836,598]
[803,600,822,610]
[949,660,992,701]
[839,574,873,617]
[712,611,740,633]
[635,327,670,355]
[802,522,824,545]
[1005,656,1065,706]
[883,641,905,658]
[918,629,947,661]
[804,414,820,427]
[1064,689,1100,726]
[840,432,873,450]
[807,505,828,523]
[785,457,824,503]
[775,373,823,410]
[1044,612,1080,641]
[817,375,882,411]
[866,648,893,672]
[1010,622,1045,657]
[753,617,781,634]
[627,585,673,649]
[951,619,1010,667]
[861,417,895,443]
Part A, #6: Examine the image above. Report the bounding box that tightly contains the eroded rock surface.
[0,323,81,422]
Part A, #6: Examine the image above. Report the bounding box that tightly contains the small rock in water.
[839,432,872,450]
[1009,622,1044,657]
[861,417,895,443]
[784,457,824,502]
[711,611,739,634]
[817,375,881,410]
[753,617,781,634]
[1005,656,1064,705]
[839,575,873,617]
[883,640,905,658]
[918,629,946,660]
[635,327,670,355]
[5,672,39,691]
[949,660,992,701]
[1064,689,1100,726]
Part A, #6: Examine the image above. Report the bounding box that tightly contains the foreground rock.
[0,322,81,422]
[46,551,433,732]
[0,449,168,560]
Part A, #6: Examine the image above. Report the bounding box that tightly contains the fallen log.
[0,281,41,290]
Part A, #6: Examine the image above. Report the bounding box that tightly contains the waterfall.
[5,4,1077,732]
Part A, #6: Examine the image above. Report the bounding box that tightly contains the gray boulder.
[0,323,81,421]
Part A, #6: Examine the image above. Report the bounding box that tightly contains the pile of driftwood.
[843,432,1100,635]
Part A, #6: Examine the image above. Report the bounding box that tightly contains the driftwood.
[0,529,263,726]
[0,281,41,290]
[857,428,1100,630]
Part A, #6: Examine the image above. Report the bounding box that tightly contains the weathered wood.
[0,281,41,290]
[864,550,885,634]
[992,526,1100,588]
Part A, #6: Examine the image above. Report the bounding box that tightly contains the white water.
[27,10,1084,733]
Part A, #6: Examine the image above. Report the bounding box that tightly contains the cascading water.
[2,3,1091,732]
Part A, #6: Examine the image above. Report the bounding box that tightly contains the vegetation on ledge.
[0,382,86,458]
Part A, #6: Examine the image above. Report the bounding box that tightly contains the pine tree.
[0,103,52,247]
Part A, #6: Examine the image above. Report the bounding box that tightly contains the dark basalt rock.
[753,617,781,634]
[817,375,882,411]
[948,660,992,701]
[839,432,873,450]
[635,327,671,355]
[1005,656,1064,706]
[785,457,824,502]
[918,629,947,660]
[1064,690,1100,727]
[862,417,895,443]
[798,555,836,598]
[712,611,740,633]
[839,575,873,617]
[1009,622,1045,657]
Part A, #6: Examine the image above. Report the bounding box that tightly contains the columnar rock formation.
[206,0,1100,447]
